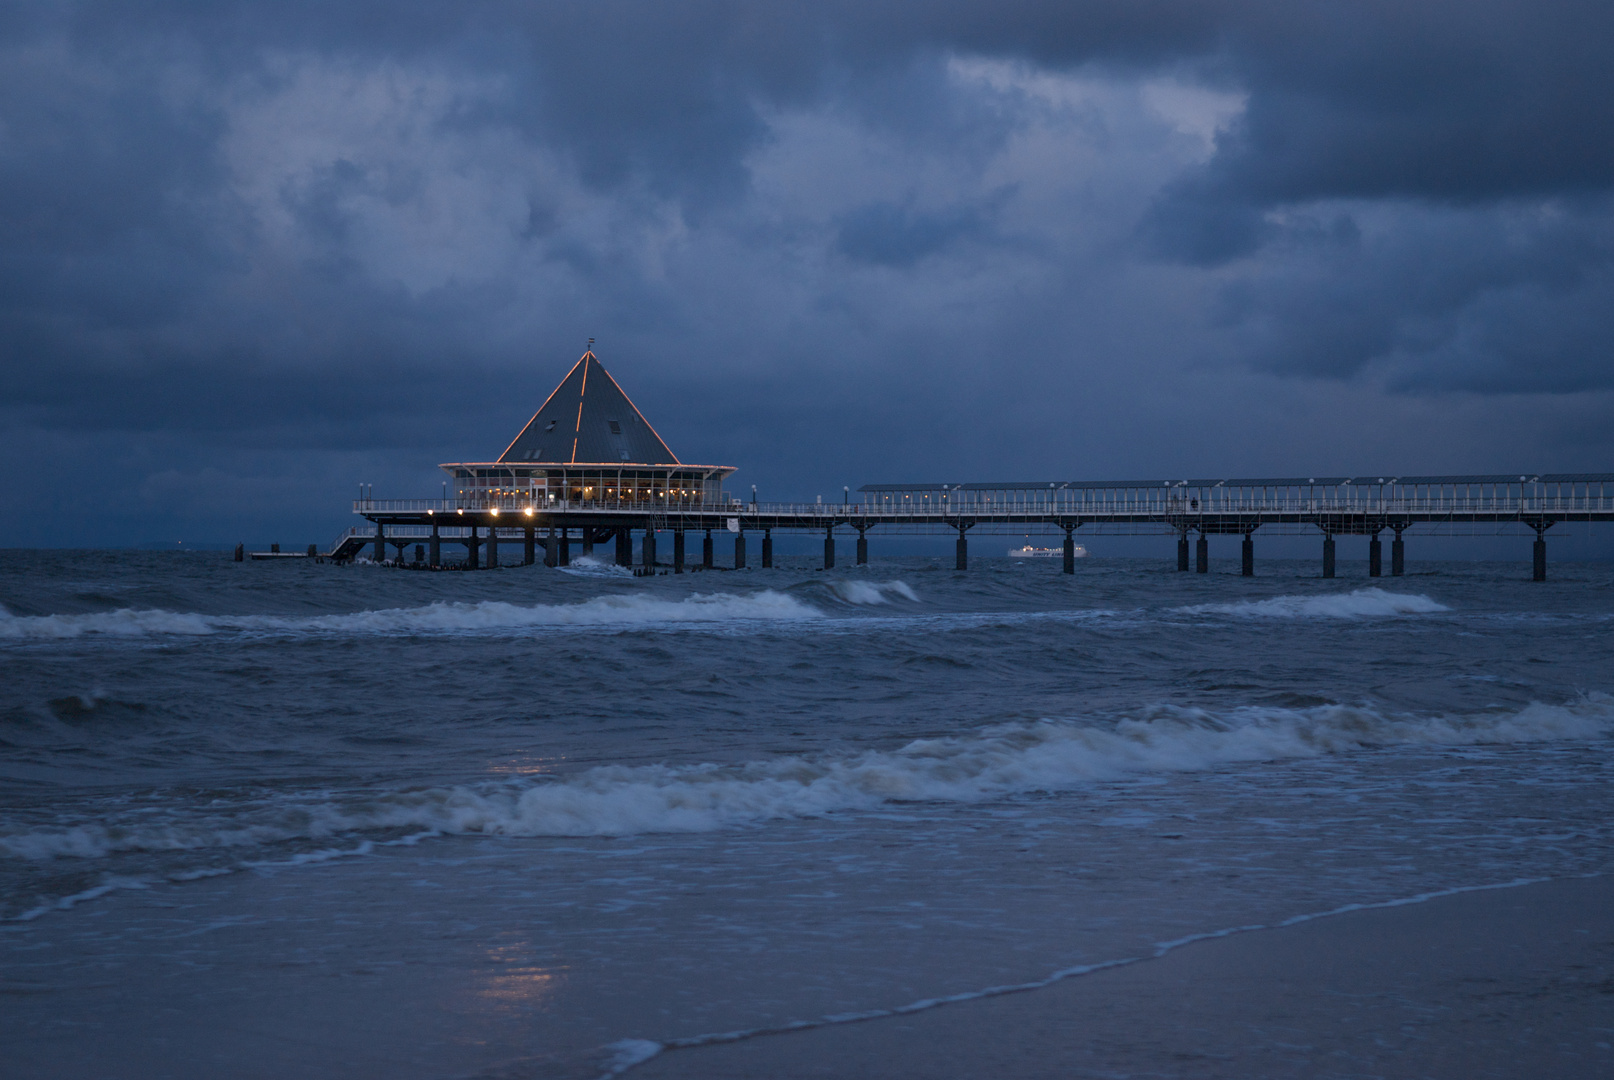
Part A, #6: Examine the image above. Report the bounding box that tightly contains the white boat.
[1008,544,1086,558]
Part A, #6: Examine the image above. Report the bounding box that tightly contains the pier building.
[440,347,734,510]
[323,348,1613,579]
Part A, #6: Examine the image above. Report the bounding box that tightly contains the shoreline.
[631,874,1614,1079]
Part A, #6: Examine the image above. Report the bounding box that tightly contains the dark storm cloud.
[3,1,1613,544]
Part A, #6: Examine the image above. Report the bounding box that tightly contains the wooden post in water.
[1063,527,1076,575]
[1242,532,1254,577]
[762,528,773,568]
[1196,533,1209,574]
[1369,533,1383,577]
[1322,533,1336,578]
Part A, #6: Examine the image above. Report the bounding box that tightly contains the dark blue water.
[3,551,1612,1077]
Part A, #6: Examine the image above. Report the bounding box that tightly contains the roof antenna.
[587,337,595,354]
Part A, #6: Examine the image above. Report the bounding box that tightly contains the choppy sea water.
[2,550,1611,1078]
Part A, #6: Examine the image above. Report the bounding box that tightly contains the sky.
[2,1,1612,548]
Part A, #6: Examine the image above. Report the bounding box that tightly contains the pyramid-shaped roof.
[498,350,680,466]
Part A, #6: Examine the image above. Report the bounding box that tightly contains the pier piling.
[559,528,570,566]
[1322,533,1336,578]
[1242,532,1254,577]
[703,530,714,569]
[1177,531,1190,572]
[467,527,480,570]
[374,522,385,562]
[1533,526,1548,581]
[734,531,746,570]
[826,528,836,570]
[1391,527,1404,576]
[525,527,536,566]
[1196,533,1209,574]
[429,523,440,567]
[643,530,657,570]
[1369,533,1383,577]
[616,528,632,567]
[674,530,685,573]
[487,528,500,569]
[1063,527,1076,574]
[856,527,868,565]
[955,525,967,571]
[762,528,772,568]
[544,525,555,567]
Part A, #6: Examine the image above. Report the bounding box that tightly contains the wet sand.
[633,875,1614,1079]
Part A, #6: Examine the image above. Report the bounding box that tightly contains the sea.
[2,549,1611,1078]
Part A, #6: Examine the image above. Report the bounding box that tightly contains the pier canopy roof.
[439,348,735,508]
[499,348,678,466]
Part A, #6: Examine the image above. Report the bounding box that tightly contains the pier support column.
[1322,533,1336,579]
[467,527,480,570]
[1242,532,1254,577]
[1391,528,1405,576]
[544,525,556,567]
[762,528,773,568]
[559,529,570,566]
[413,545,423,565]
[582,531,594,557]
[1196,532,1209,574]
[703,530,714,569]
[524,527,536,566]
[1533,526,1548,582]
[734,531,746,570]
[487,528,499,569]
[429,523,440,567]
[825,528,837,570]
[955,526,968,571]
[615,528,632,567]
[674,530,685,573]
[1063,527,1076,575]
[643,530,657,571]
[856,528,868,566]
[373,522,385,562]
[1369,533,1383,578]
[1177,530,1190,571]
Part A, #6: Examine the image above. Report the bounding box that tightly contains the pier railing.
[353,492,1614,519]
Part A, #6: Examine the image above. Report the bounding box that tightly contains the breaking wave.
[0,591,824,640]
[6,695,1607,864]
[1180,588,1449,619]
[824,580,919,605]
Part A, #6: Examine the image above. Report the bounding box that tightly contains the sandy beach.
[633,874,1614,1080]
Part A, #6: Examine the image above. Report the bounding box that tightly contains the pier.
[331,474,1614,580]
[316,347,1612,579]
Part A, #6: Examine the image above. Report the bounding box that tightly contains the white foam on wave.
[558,555,634,578]
[0,590,823,640]
[1180,587,1449,619]
[7,695,1607,864]
[825,579,919,605]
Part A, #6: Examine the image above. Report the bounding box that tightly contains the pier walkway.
[331,474,1614,581]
